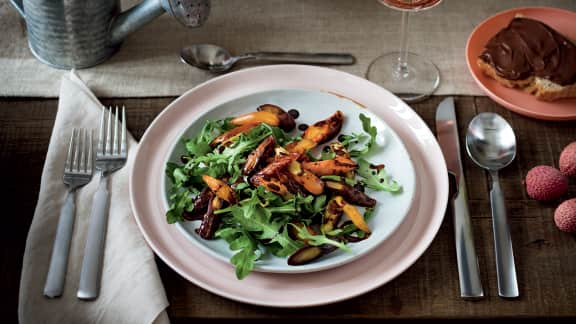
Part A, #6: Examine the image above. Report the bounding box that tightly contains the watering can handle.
[9,0,25,18]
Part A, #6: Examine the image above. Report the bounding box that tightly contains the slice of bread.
[478,58,576,101]
[525,77,576,101]
[477,16,576,101]
[477,58,534,89]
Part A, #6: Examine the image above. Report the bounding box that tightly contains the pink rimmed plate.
[130,65,448,307]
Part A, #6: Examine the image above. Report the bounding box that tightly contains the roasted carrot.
[287,160,324,195]
[302,156,357,176]
[325,181,376,208]
[322,196,344,233]
[210,123,259,147]
[302,110,343,144]
[243,135,275,175]
[202,175,237,204]
[231,111,279,127]
[250,174,290,197]
[285,138,317,154]
[335,196,371,233]
[257,104,296,131]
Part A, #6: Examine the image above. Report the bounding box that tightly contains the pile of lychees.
[525,142,576,233]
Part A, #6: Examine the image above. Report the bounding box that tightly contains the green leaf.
[290,224,351,252]
[231,248,259,280]
[320,175,357,186]
[215,188,307,277]
[234,182,250,191]
[187,123,276,182]
[339,133,366,150]
[165,162,178,184]
[267,225,305,257]
[218,188,284,240]
[357,158,402,192]
[165,188,194,224]
[172,168,189,186]
[184,119,231,157]
[326,222,367,239]
[360,113,377,145]
[320,150,336,161]
[166,209,185,224]
[312,195,327,214]
[349,113,377,157]
[287,194,326,218]
[364,208,376,221]
[185,140,211,157]
[216,227,260,280]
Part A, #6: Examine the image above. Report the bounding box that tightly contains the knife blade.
[436,97,484,299]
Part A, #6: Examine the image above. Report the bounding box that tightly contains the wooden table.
[2,96,575,322]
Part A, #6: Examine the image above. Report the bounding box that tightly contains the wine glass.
[367,0,442,103]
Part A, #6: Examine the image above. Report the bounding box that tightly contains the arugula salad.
[166,104,401,279]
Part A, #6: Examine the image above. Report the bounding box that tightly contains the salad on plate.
[165,104,402,279]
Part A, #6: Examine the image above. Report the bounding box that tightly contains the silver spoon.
[465,112,519,298]
[180,44,356,73]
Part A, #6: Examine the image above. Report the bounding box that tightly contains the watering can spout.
[110,0,209,46]
[109,0,166,46]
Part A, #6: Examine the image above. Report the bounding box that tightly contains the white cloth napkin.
[18,71,170,324]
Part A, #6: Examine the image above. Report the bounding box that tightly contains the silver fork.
[44,128,93,298]
[78,105,127,300]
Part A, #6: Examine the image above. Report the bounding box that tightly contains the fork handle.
[43,191,76,298]
[78,176,109,300]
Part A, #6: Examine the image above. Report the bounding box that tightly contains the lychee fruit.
[559,142,576,177]
[554,198,576,233]
[525,165,568,201]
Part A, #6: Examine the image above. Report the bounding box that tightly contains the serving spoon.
[181,44,356,73]
[465,112,519,298]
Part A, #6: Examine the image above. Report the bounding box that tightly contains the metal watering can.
[10,0,210,69]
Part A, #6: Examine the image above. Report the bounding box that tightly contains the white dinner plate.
[163,88,416,273]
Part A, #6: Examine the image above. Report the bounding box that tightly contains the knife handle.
[449,173,484,299]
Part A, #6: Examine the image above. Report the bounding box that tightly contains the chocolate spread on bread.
[479,17,576,86]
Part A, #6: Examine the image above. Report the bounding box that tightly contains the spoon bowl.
[466,112,516,170]
[465,112,519,299]
[181,44,238,73]
[180,44,356,73]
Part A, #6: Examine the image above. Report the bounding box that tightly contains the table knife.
[436,97,484,299]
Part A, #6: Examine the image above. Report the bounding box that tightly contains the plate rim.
[465,6,576,121]
[129,65,448,307]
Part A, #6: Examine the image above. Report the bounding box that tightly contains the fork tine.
[121,106,127,155]
[98,107,105,156]
[79,128,86,173]
[87,129,93,173]
[106,106,112,156]
[113,105,119,155]
[65,129,76,172]
[72,128,80,172]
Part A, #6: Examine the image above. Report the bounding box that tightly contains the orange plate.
[466,7,576,121]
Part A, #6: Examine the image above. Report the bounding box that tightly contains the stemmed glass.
[367,0,442,102]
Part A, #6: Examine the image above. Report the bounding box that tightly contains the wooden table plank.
[2,96,575,321]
